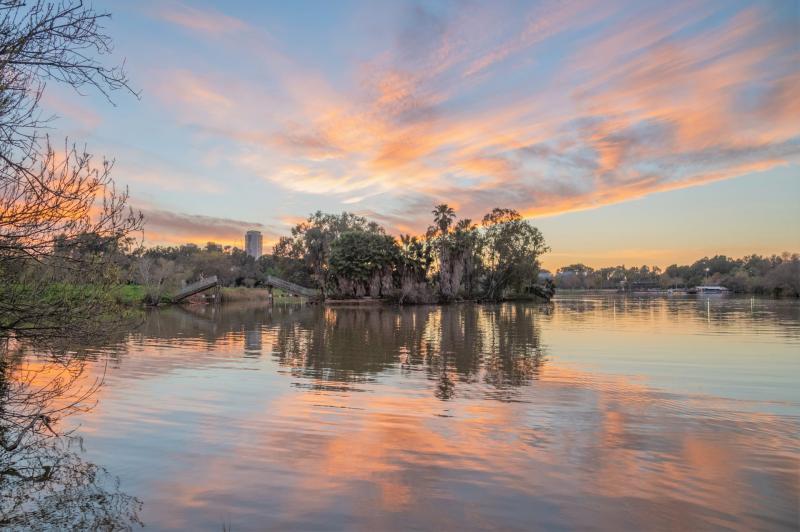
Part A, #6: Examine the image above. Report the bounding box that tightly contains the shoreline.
[120,285,798,310]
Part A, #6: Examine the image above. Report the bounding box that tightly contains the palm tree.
[432,204,455,235]
[431,204,456,299]
[454,218,473,233]
[453,218,477,297]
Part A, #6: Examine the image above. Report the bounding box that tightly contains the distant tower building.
[244,230,263,259]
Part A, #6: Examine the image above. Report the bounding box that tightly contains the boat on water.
[690,285,731,294]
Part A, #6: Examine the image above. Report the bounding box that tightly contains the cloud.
[152,1,248,36]
[463,0,598,77]
[145,1,800,237]
[40,89,102,131]
[139,208,275,247]
[122,168,221,196]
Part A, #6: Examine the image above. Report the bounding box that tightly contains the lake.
[47,295,800,529]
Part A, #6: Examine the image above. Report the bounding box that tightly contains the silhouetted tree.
[480,208,549,301]
[273,211,382,297]
[1,0,142,343]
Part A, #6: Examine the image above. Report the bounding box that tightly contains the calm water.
[62,296,800,530]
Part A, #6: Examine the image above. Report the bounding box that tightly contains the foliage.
[430,204,456,236]
[258,253,312,288]
[1,0,141,343]
[480,208,549,301]
[138,243,264,291]
[271,205,548,303]
[133,255,184,305]
[554,253,800,296]
[425,205,481,301]
[114,284,147,306]
[329,231,398,298]
[273,211,383,297]
[397,234,434,304]
[1,4,143,527]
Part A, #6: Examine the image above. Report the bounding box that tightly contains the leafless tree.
[0,3,144,525]
[1,0,142,341]
[135,254,182,305]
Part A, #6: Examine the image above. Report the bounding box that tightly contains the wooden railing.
[265,275,320,298]
[172,275,219,302]
[172,274,318,303]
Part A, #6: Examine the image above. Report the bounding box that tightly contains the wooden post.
[268,285,274,306]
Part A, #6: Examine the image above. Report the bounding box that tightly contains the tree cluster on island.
[269,205,551,303]
[135,232,800,302]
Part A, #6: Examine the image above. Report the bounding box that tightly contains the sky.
[44,0,799,270]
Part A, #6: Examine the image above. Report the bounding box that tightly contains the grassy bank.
[114,284,148,305]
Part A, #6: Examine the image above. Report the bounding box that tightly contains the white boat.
[695,285,730,294]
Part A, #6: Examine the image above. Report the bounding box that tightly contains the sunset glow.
[44,0,799,267]
[3,3,800,528]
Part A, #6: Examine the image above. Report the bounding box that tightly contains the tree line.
[139,205,552,304]
[554,253,800,296]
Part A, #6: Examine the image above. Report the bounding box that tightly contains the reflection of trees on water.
[0,347,142,529]
[0,436,143,529]
[269,303,549,400]
[113,302,549,400]
[552,295,800,339]
[134,303,293,352]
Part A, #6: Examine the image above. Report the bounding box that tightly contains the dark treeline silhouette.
[553,253,800,296]
[140,205,551,303]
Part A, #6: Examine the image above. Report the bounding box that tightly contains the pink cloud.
[144,1,799,239]
[153,2,248,36]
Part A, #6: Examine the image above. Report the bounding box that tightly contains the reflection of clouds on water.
[551,294,800,341]
[118,356,796,530]
[51,297,800,530]
[545,295,800,408]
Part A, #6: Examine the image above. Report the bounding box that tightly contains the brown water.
[61,296,800,530]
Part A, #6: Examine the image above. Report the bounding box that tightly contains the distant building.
[244,230,263,259]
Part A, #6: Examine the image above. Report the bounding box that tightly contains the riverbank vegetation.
[0,0,142,341]
[131,205,552,304]
[554,253,800,297]
[111,225,799,306]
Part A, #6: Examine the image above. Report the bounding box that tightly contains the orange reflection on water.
[18,298,799,530]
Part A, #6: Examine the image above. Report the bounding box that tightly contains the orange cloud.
[146,1,798,239]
